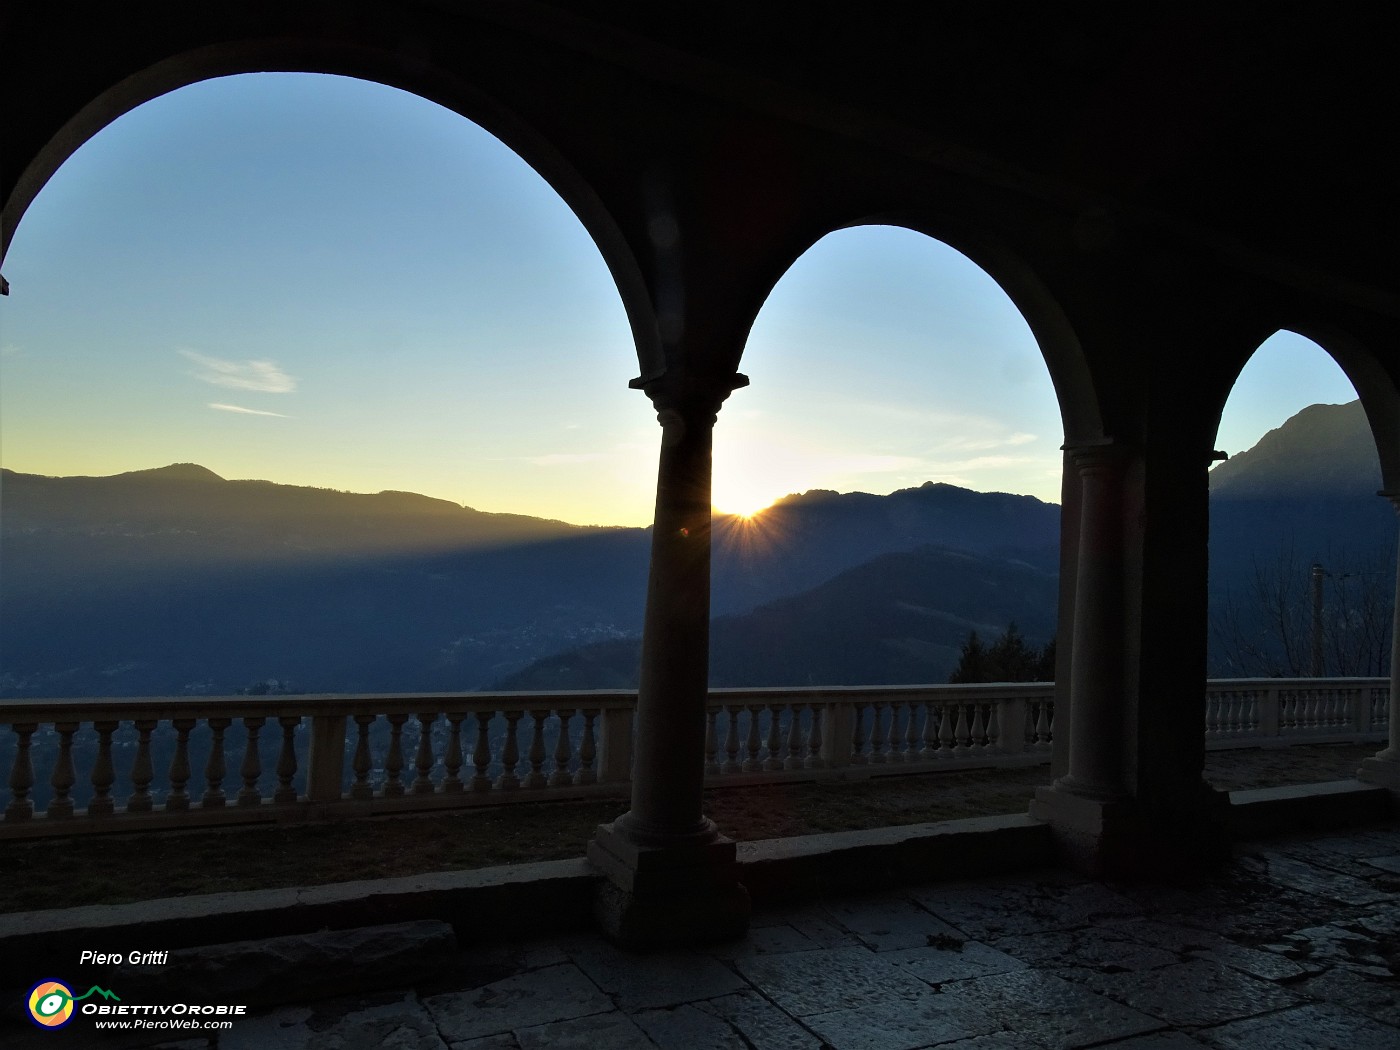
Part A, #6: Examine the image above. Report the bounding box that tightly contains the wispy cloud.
[0,344,20,358]
[209,403,289,418]
[936,431,1038,453]
[180,350,296,393]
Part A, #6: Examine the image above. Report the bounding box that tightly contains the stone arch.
[1210,322,1400,494]
[0,39,663,379]
[732,213,1104,448]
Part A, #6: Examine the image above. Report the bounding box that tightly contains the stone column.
[1029,444,1133,870]
[1052,444,1129,801]
[588,371,751,946]
[1359,493,1400,792]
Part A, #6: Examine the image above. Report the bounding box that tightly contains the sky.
[0,73,1364,526]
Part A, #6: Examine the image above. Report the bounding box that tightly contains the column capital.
[1062,440,1134,476]
[631,370,749,426]
[1379,490,1400,513]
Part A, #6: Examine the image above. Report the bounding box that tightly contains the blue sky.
[0,74,1362,525]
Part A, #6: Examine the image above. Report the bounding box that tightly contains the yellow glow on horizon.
[710,480,779,520]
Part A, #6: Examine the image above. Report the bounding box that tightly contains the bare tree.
[1210,541,1394,678]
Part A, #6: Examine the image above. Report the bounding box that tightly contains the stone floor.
[18,822,1400,1050]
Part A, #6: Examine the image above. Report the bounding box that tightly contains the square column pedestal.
[1030,783,1231,881]
[1358,753,1400,798]
[588,822,751,947]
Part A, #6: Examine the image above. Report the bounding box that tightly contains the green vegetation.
[949,623,1055,683]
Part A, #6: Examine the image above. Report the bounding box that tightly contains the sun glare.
[711,481,777,520]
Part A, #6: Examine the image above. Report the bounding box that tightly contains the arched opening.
[0,74,663,838]
[693,224,1070,833]
[713,224,1064,657]
[1206,329,1395,789]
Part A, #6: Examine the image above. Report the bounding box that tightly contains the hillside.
[3,396,1392,698]
[0,466,1059,697]
[1209,400,1382,498]
[497,545,1057,690]
[1207,400,1394,676]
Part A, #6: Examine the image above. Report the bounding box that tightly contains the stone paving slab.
[561,938,749,1010]
[1240,852,1396,906]
[1197,1002,1400,1050]
[1067,958,1302,1028]
[936,968,1165,1048]
[512,1010,654,1050]
[634,992,823,1050]
[16,821,1396,1050]
[993,924,1179,973]
[816,892,965,951]
[913,875,1145,941]
[735,944,936,1017]
[802,988,1004,1050]
[221,992,448,1050]
[881,939,1027,984]
[1095,1035,1213,1049]
[421,963,612,1043]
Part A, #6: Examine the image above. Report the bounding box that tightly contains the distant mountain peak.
[120,463,226,483]
[1210,400,1381,498]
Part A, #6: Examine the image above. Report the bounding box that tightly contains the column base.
[1358,752,1400,797]
[1029,782,1230,881]
[587,821,751,948]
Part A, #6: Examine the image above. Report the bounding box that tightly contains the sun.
[711,480,776,520]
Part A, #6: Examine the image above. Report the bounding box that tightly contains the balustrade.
[0,679,1384,838]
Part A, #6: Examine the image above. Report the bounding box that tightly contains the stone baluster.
[868,702,888,764]
[413,713,437,794]
[497,711,522,790]
[920,702,939,759]
[576,709,598,785]
[784,704,804,770]
[550,709,574,787]
[743,705,763,772]
[6,723,36,821]
[383,713,408,797]
[350,714,375,800]
[805,704,825,769]
[443,714,466,793]
[970,703,987,751]
[937,703,956,758]
[953,703,972,755]
[704,708,720,774]
[905,700,922,761]
[275,716,300,804]
[722,705,742,773]
[764,704,784,771]
[203,717,231,808]
[89,720,117,817]
[471,711,494,792]
[883,701,903,762]
[525,711,548,788]
[167,718,195,812]
[239,717,265,807]
[49,722,78,818]
[850,704,869,764]
[1034,698,1053,750]
[128,719,156,813]
[985,702,1000,750]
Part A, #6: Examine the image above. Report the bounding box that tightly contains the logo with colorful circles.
[26,981,120,1029]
